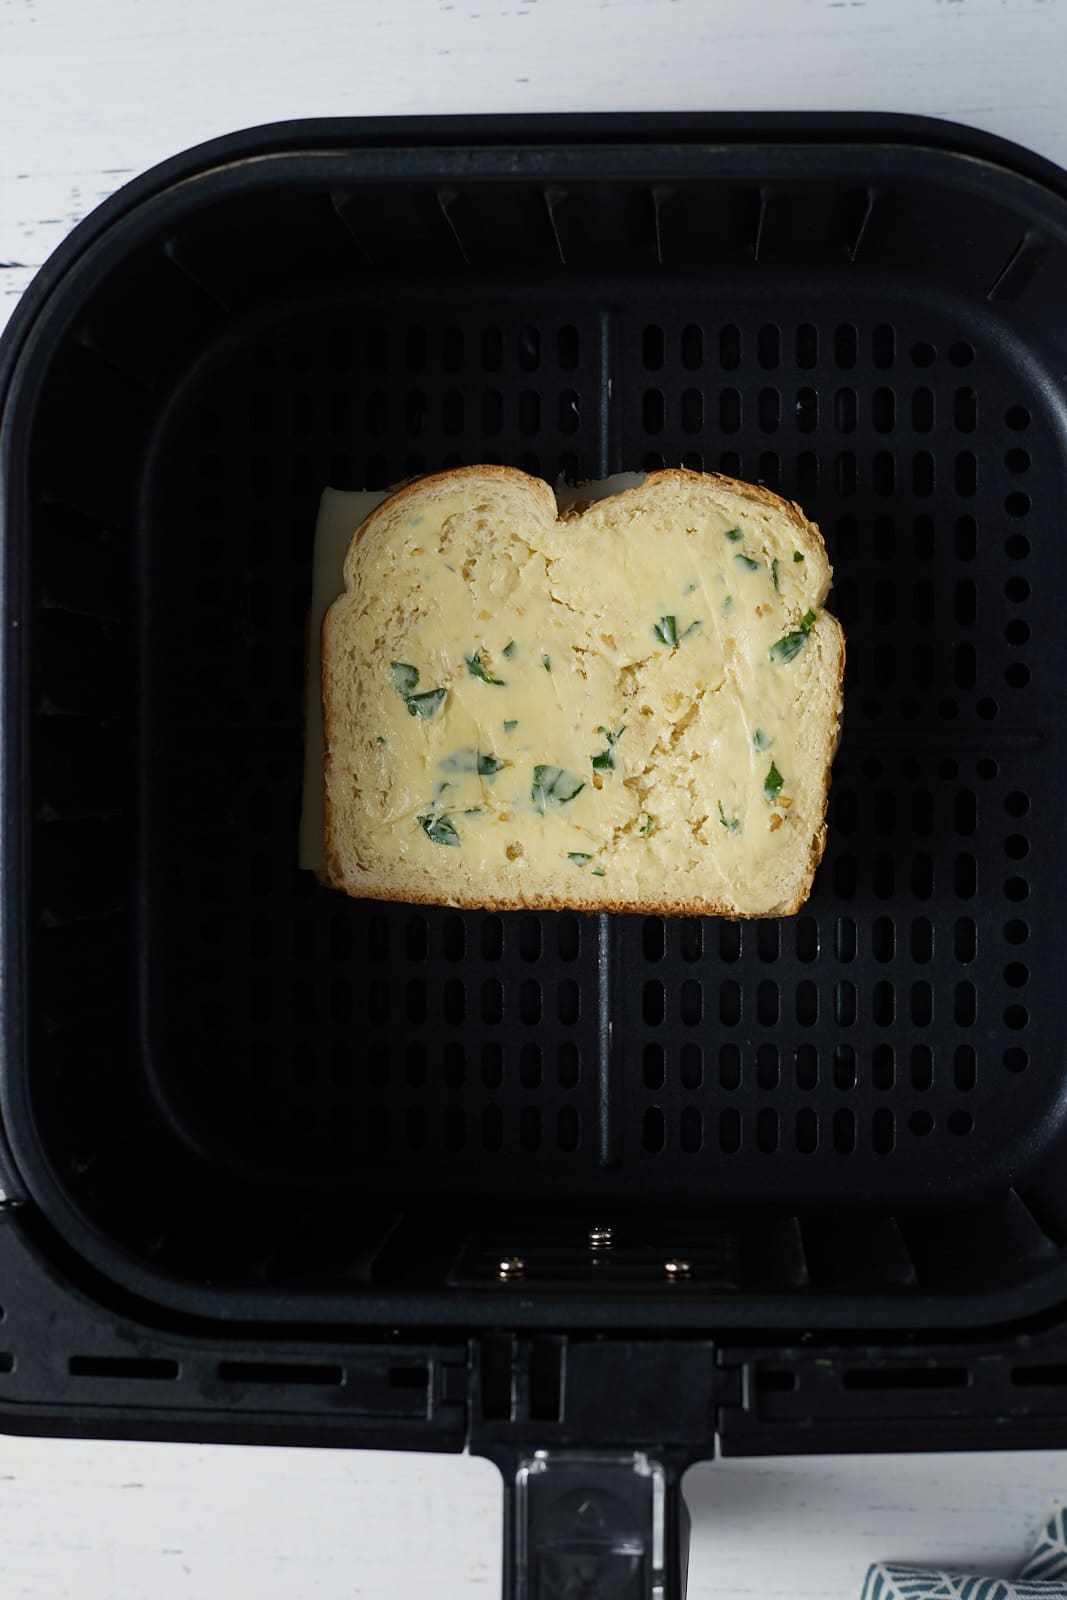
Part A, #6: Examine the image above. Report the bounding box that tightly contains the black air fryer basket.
[4,114,1067,1597]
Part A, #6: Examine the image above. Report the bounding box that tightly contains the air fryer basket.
[5,113,1067,1597]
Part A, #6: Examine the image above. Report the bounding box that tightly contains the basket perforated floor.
[10,126,1067,1327]
[149,286,1049,1207]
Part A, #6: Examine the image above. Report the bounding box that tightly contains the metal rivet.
[497,1256,525,1281]
[588,1225,614,1251]
[664,1259,691,1281]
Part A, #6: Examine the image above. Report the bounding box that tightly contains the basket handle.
[491,1448,691,1600]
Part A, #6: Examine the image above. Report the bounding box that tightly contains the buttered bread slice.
[321,466,844,915]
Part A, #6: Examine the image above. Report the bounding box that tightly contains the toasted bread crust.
[322,466,844,915]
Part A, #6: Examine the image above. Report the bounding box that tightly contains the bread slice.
[321,466,844,916]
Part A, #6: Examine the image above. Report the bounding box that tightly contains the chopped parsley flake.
[638,813,656,836]
[770,608,817,664]
[391,662,447,718]
[793,550,804,562]
[724,527,742,542]
[504,719,518,733]
[769,631,807,665]
[591,724,625,772]
[542,653,552,672]
[406,688,448,719]
[751,728,772,752]
[465,650,505,686]
[718,800,741,835]
[771,557,780,593]
[502,640,517,659]
[389,662,420,696]
[653,614,702,647]
[532,765,585,812]
[591,866,606,876]
[567,852,592,867]
[734,553,760,573]
[440,747,506,776]
[417,812,459,847]
[722,595,734,616]
[764,761,784,803]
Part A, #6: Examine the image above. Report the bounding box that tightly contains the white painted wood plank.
[2,0,1066,332]
[0,1438,1064,1596]
[0,1437,503,1597]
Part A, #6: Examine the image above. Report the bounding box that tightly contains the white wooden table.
[3,0,1067,1593]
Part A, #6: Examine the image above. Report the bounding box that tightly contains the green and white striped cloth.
[862,1510,1067,1599]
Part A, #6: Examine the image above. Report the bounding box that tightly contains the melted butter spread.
[307,475,837,913]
